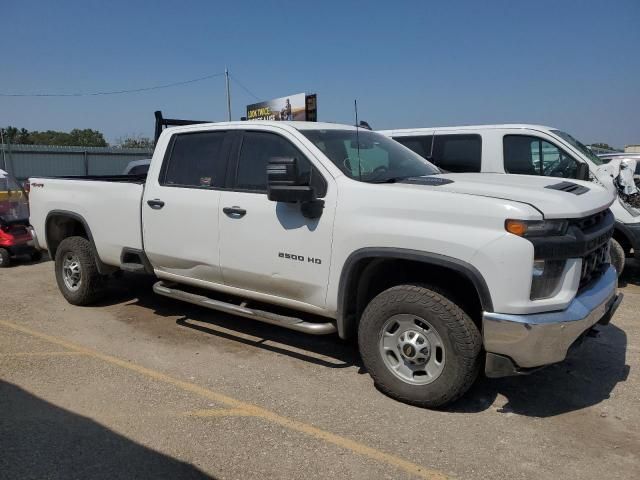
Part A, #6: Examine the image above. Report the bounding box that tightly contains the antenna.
[354,99,362,182]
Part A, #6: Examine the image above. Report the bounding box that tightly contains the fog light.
[530,259,566,300]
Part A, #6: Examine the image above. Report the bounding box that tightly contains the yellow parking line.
[184,407,254,417]
[0,319,449,480]
[0,351,85,357]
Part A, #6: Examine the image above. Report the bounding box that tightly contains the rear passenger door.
[218,129,335,309]
[142,130,231,284]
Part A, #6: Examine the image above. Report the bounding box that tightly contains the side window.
[162,131,227,188]
[235,131,327,196]
[504,135,579,178]
[393,136,433,160]
[431,134,482,173]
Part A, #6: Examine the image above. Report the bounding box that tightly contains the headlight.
[530,259,566,300]
[505,219,568,237]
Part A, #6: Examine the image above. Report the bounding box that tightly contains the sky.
[1,0,639,148]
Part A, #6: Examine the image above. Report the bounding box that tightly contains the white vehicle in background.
[28,121,621,407]
[123,159,151,175]
[380,124,640,275]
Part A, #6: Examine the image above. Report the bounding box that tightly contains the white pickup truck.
[29,121,622,407]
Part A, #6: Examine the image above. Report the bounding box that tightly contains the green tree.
[117,136,154,148]
[590,143,621,152]
[1,126,108,147]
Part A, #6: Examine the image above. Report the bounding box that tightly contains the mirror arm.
[300,199,324,219]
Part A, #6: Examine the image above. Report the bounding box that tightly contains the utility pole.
[225,67,232,121]
[0,129,6,172]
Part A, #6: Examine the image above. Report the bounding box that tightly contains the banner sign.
[247,93,317,121]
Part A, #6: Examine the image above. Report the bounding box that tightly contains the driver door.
[218,129,336,309]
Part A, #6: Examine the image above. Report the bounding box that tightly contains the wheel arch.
[613,221,636,256]
[336,248,493,339]
[45,210,115,275]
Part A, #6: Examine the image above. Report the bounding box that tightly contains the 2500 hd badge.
[278,252,322,264]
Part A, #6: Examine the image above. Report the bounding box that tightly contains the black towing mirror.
[266,157,324,218]
[267,157,315,203]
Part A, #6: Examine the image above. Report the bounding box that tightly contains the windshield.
[0,169,29,223]
[300,129,440,183]
[551,130,604,166]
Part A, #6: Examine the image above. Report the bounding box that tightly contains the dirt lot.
[0,257,638,480]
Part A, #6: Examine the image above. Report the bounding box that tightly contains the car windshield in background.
[552,130,604,166]
[300,129,440,183]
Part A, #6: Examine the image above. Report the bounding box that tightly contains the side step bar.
[152,281,337,335]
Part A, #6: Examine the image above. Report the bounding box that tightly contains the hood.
[396,173,615,219]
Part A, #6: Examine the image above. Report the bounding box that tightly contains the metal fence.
[0,144,154,181]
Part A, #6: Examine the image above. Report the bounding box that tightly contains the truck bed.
[29,176,144,266]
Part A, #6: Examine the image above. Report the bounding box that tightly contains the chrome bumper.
[483,265,621,377]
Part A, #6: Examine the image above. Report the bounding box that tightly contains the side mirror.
[267,157,316,203]
[576,162,590,181]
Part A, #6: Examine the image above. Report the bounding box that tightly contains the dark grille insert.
[570,210,608,232]
[579,242,610,289]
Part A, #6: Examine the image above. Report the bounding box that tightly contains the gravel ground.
[0,256,638,479]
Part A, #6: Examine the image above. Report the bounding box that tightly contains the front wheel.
[609,238,625,277]
[358,284,482,408]
[54,236,105,305]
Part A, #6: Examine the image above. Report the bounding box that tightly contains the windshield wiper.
[367,176,412,184]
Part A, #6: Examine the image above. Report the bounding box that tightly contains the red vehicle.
[0,169,41,267]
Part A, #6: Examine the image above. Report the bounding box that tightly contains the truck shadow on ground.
[100,274,363,371]
[0,380,212,479]
[99,273,629,418]
[446,322,629,417]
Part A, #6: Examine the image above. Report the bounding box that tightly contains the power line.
[229,74,261,101]
[0,72,225,97]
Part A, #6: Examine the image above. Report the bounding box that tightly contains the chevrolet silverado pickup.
[29,121,622,407]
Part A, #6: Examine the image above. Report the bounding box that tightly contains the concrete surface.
[0,257,638,479]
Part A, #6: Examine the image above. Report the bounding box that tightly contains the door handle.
[147,199,165,209]
[223,206,247,217]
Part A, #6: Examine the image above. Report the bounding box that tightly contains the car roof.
[164,121,361,135]
[378,124,556,135]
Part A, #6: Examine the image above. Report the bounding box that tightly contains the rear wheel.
[610,238,625,277]
[54,236,105,305]
[0,248,10,268]
[358,284,482,408]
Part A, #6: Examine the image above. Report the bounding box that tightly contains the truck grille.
[571,211,612,290]
[579,242,609,289]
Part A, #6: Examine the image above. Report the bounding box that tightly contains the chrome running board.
[152,281,337,335]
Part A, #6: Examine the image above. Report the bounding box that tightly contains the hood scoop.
[544,181,589,195]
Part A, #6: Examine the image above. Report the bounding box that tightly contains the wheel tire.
[30,250,43,262]
[0,248,11,268]
[610,238,625,277]
[358,284,482,408]
[54,236,105,305]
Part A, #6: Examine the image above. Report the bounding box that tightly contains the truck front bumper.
[482,265,621,377]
